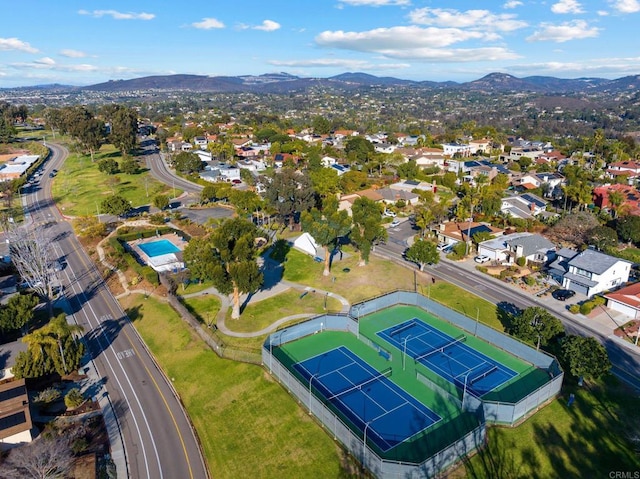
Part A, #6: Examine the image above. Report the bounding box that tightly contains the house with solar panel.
[500,193,557,221]
[477,232,556,265]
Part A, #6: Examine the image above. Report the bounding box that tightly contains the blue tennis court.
[377,319,517,396]
[294,346,441,451]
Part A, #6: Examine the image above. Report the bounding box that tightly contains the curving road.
[24,143,209,479]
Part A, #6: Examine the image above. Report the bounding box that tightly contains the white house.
[441,143,472,157]
[478,232,555,264]
[548,247,632,297]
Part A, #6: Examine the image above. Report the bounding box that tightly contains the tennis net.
[389,320,416,337]
[327,367,392,401]
[469,365,498,386]
[415,334,466,362]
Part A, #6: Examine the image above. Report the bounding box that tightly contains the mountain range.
[8,72,640,94]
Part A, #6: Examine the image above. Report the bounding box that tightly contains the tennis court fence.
[263,343,486,478]
[348,290,563,426]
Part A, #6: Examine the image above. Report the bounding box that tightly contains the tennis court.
[377,318,517,396]
[294,346,441,451]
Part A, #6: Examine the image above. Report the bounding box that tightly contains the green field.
[51,145,177,216]
[122,294,345,478]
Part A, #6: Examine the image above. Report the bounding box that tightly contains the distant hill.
[10,71,636,95]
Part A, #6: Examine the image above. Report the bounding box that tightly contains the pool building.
[128,234,186,272]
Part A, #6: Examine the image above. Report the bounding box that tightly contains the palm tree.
[42,315,83,374]
[22,328,57,364]
[608,190,625,219]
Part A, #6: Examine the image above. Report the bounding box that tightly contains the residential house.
[433,222,503,250]
[193,136,208,150]
[389,179,437,194]
[374,143,397,154]
[199,161,241,183]
[501,193,550,220]
[604,282,640,320]
[478,232,555,264]
[0,378,34,449]
[441,143,472,157]
[548,247,632,297]
[468,138,494,155]
[338,189,384,216]
[593,184,640,216]
[377,187,419,206]
[606,160,640,184]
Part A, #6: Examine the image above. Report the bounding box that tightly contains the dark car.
[552,289,576,301]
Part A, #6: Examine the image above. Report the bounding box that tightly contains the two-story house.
[478,232,555,264]
[548,247,632,297]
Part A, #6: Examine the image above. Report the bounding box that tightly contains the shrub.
[592,295,606,306]
[64,388,85,410]
[516,256,527,267]
[569,304,580,314]
[476,266,488,274]
[71,437,89,454]
[35,387,61,404]
[580,302,595,315]
[524,276,536,286]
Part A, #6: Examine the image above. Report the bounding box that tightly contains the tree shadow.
[496,301,521,332]
[83,315,126,361]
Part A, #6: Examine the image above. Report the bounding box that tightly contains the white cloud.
[60,49,87,58]
[610,0,640,13]
[78,9,155,20]
[338,0,411,6]
[503,1,523,8]
[511,56,640,76]
[12,57,99,72]
[551,0,584,14]
[316,26,491,51]
[408,7,527,32]
[192,18,225,30]
[0,37,38,53]
[268,58,410,70]
[253,20,281,32]
[597,10,610,15]
[527,20,600,42]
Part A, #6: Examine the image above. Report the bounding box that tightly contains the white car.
[383,209,397,218]
[390,219,401,228]
[474,255,491,264]
[437,243,450,252]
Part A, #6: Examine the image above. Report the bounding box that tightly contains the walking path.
[95,223,350,337]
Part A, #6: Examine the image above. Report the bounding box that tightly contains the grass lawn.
[121,294,346,479]
[51,145,178,216]
[460,375,640,478]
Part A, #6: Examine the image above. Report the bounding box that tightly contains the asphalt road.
[376,217,640,391]
[26,143,209,479]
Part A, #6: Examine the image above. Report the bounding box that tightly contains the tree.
[14,314,84,378]
[616,215,640,245]
[0,433,73,479]
[201,183,232,204]
[0,114,16,143]
[173,151,203,174]
[309,167,340,198]
[344,136,374,165]
[3,223,58,317]
[351,197,386,266]
[560,335,611,381]
[263,168,315,228]
[153,194,170,210]
[98,158,119,174]
[101,195,131,217]
[546,211,600,247]
[587,225,618,251]
[404,240,439,271]
[121,158,138,175]
[607,190,625,219]
[0,293,39,335]
[509,307,564,348]
[184,219,263,319]
[301,196,352,276]
[108,105,138,156]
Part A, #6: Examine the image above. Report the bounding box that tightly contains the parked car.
[383,209,396,218]
[552,289,576,301]
[474,255,491,264]
[390,219,401,228]
[437,243,451,252]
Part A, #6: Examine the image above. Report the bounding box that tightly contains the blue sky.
[1,0,639,87]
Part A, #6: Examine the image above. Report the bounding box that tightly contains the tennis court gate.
[349,290,564,426]
[263,314,486,478]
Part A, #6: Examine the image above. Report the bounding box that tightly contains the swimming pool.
[138,239,180,257]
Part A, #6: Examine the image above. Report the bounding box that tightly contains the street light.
[362,422,371,471]
[402,334,413,371]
